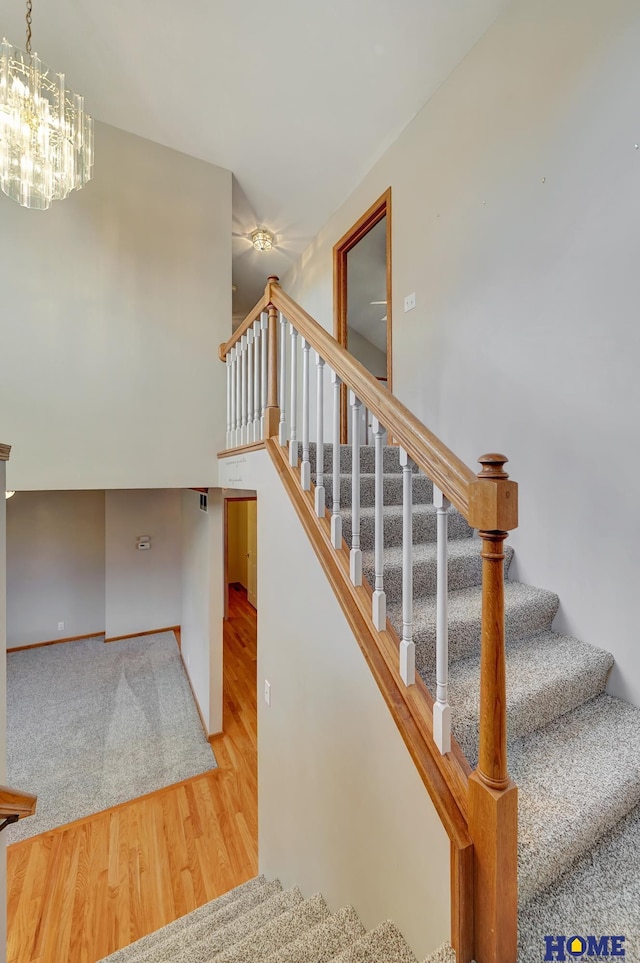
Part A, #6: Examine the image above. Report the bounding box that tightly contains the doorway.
[225,496,258,610]
[334,188,392,443]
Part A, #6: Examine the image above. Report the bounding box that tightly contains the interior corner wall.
[6,490,106,648]
[105,489,181,639]
[0,121,232,491]
[284,0,640,707]
[0,463,8,958]
[180,489,224,735]
[218,449,450,961]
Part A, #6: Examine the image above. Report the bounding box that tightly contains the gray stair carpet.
[100,878,425,963]
[314,444,640,949]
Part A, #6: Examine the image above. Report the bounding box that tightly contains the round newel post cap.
[477,453,509,479]
[266,275,280,284]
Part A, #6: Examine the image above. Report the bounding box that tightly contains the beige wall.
[105,489,182,639]
[7,491,105,648]
[227,500,249,587]
[284,0,640,707]
[0,463,7,954]
[181,489,224,734]
[218,450,450,960]
[0,121,231,491]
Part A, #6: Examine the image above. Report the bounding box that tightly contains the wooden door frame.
[333,188,392,443]
[223,495,257,620]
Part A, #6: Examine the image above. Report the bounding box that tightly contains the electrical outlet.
[404,292,416,312]
[264,680,271,706]
[58,621,64,631]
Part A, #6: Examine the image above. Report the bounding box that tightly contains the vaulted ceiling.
[2,0,510,314]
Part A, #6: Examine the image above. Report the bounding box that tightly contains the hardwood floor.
[6,586,258,963]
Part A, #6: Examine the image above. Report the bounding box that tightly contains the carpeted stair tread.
[422,630,615,767]
[419,942,456,963]
[264,905,364,963]
[514,694,640,905]
[363,539,514,601]
[330,920,418,962]
[517,800,640,961]
[104,885,301,963]
[314,472,433,508]
[307,443,419,475]
[213,893,330,963]
[387,581,559,669]
[98,876,276,962]
[342,502,473,550]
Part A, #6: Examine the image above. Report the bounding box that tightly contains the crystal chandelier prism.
[0,0,93,210]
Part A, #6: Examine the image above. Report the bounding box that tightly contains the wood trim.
[270,284,478,521]
[266,438,471,841]
[218,440,266,459]
[0,443,11,461]
[173,626,181,651]
[451,840,475,963]
[0,785,37,821]
[219,291,269,360]
[104,626,180,644]
[334,189,392,443]
[8,631,104,653]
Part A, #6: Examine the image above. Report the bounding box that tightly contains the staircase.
[99,874,425,963]
[219,277,640,960]
[313,442,640,959]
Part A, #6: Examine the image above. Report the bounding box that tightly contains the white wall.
[6,491,105,648]
[105,489,181,639]
[219,450,450,960]
[0,121,231,491]
[284,0,640,706]
[181,489,224,734]
[0,462,8,957]
[347,329,387,379]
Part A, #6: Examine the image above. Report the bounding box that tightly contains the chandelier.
[0,0,93,210]
[251,229,274,252]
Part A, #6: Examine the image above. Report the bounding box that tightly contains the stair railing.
[219,277,518,963]
[0,785,37,832]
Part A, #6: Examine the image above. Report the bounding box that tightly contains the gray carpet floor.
[6,631,216,841]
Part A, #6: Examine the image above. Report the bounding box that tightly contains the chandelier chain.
[25,0,32,54]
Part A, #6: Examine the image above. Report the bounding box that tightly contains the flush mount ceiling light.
[0,0,94,210]
[5,490,15,499]
[251,229,274,252]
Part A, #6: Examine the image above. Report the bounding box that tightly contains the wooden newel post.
[263,276,281,439]
[468,454,518,963]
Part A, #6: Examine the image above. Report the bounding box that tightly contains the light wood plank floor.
[7,586,258,963]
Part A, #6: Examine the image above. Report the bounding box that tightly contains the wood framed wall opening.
[333,188,392,443]
[223,496,258,618]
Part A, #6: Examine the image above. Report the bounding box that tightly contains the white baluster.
[301,339,311,490]
[234,344,240,446]
[226,351,231,448]
[229,346,236,447]
[399,447,415,685]
[289,324,298,467]
[350,391,362,586]
[279,312,287,445]
[260,311,268,438]
[240,334,248,445]
[433,486,451,753]
[330,369,342,548]
[252,319,260,439]
[315,354,325,516]
[372,416,386,630]
[247,328,254,445]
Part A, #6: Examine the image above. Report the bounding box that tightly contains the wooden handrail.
[0,443,11,461]
[0,785,37,820]
[269,281,477,519]
[218,289,270,362]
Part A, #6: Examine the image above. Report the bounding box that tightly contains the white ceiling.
[1,0,510,316]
